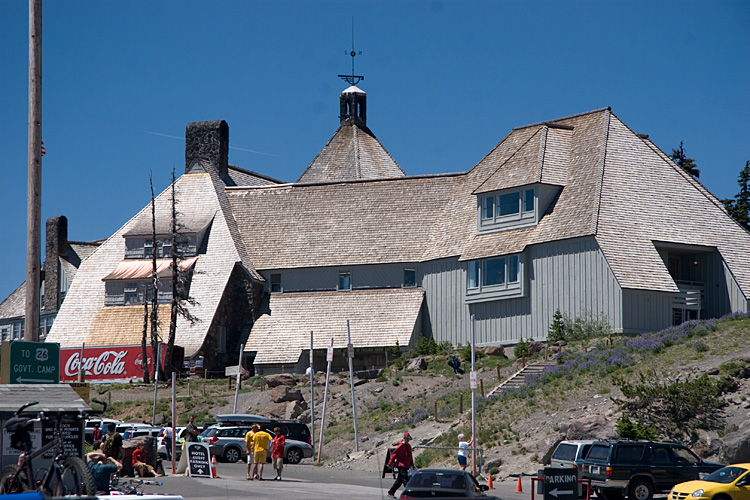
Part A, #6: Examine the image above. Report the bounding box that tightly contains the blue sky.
[0,0,748,302]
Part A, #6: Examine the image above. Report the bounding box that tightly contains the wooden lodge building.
[26,85,750,375]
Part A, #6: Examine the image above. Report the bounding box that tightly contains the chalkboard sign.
[42,420,83,459]
[186,442,212,478]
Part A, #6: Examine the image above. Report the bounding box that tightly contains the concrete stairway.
[486,359,557,397]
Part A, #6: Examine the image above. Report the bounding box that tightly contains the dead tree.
[149,173,161,381]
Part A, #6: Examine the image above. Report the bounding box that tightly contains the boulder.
[406,357,428,371]
[539,436,566,465]
[285,400,308,420]
[720,427,750,463]
[566,415,613,440]
[271,385,303,403]
[527,341,546,356]
[265,373,296,387]
[258,402,288,419]
[482,345,507,358]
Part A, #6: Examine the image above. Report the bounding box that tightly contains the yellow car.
[669,464,750,500]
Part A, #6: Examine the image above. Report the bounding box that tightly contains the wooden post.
[204,368,207,379]
[480,378,485,398]
[434,401,439,423]
[459,394,463,413]
[522,351,527,368]
[25,0,42,341]
[496,364,501,381]
[227,376,232,390]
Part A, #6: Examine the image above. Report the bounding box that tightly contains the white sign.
[469,370,477,389]
[225,365,240,377]
[2,425,42,455]
[347,343,354,359]
[326,345,334,363]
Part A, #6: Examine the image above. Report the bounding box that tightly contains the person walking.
[244,424,259,480]
[161,426,173,461]
[271,427,285,481]
[457,433,473,471]
[387,432,414,498]
[250,427,271,480]
[101,422,123,461]
[91,423,101,443]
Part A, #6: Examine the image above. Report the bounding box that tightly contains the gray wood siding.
[723,259,749,313]
[261,264,412,293]
[422,236,624,347]
[621,290,672,334]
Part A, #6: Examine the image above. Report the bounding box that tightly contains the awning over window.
[102,256,198,281]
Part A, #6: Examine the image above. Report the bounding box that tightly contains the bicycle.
[110,475,163,495]
[0,398,107,496]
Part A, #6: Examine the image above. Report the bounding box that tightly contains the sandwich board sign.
[186,442,213,478]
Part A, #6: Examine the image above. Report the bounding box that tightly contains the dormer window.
[478,186,538,233]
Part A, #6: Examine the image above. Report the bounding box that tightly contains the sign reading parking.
[0,340,60,384]
[543,467,579,500]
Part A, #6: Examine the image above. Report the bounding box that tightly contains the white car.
[157,426,187,459]
[84,418,123,443]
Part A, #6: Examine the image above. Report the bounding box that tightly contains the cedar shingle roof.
[296,124,405,184]
[46,165,260,356]
[245,288,424,365]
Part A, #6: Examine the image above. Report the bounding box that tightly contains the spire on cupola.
[338,24,366,126]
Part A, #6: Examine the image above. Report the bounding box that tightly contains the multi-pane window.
[479,188,536,231]
[270,274,282,293]
[124,285,140,305]
[467,255,520,291]
[404,269,417,288]
[338,271,351,291]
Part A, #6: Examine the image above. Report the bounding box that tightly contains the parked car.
[399,469,498,498]
[549,439,596,497]
[84,418,122,443]
[580,440,724,500]
[214,414,311,445]
[201,425,314,464]
[157,427,187,459]
[122,426,162,440]
[668,464,750,500]
[116,422,155,435]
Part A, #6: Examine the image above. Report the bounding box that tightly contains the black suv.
[580,440,723,500]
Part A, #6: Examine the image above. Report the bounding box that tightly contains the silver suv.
[201,426,314,464]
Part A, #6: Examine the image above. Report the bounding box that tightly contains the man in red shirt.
[271,427,286,481]
[387,432,414,498]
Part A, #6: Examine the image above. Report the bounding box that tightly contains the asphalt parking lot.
[128,461,535,499]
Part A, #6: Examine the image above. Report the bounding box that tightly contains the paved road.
[126,461,535,500]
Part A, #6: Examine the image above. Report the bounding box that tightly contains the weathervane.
[338,19,364,86]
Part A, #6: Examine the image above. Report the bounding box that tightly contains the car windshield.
[552,443,577,461]
[703,466,749,484]
[202,428,219,438]
[409,472,467,490]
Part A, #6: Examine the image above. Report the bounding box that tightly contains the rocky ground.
[102,337,750,481]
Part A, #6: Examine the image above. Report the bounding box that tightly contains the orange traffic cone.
[516,476,523,493]
[487,473,494,489]
[211,455,218,478]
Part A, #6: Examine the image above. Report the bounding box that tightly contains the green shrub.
[562,311,612,341]
[615,413,660,441]
[514,338,530,359]
[548,310,566,343]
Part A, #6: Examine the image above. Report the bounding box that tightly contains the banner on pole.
[469,370,477,389]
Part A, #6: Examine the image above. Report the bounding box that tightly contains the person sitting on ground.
[87,452,122,494]
[132,440,162,477]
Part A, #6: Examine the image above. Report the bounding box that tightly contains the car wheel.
[628,480,654,500]
[285,447,302,465]
[224,447,241,463]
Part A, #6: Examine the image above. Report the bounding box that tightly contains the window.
[124,285,139,305]
[144,240,153,258]
[478,187,537,233]
[403,269,416,288]
[270,274,282,293]
[466,254,523,302]
[217,326,226,354]
[338,271,351,291]
[468,255,520,289]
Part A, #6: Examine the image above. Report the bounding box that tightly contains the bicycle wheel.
[48,456,95,496]
[0,464,28,494]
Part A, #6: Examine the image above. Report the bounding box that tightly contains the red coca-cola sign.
[60,345,169,382]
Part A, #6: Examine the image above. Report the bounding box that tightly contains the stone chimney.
[185,120,229,176]
[44,216,68,311]
[339,86,366,127]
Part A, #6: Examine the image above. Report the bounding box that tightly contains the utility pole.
[25,0,42,341]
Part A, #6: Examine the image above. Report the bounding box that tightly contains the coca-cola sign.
[60,345,168,382]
